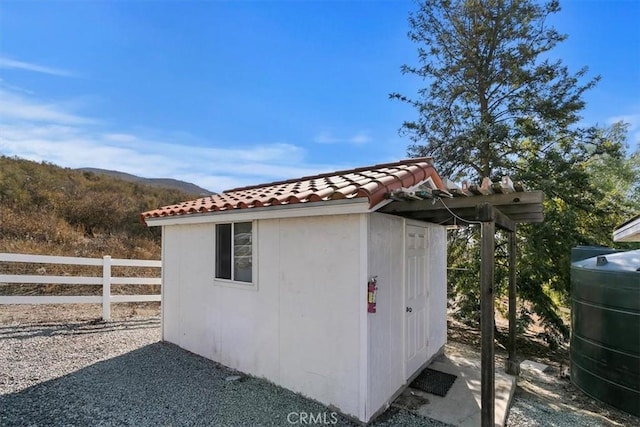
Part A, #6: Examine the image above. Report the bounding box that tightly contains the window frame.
[213,220,258,289]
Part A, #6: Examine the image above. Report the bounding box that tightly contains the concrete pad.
[394,352,516,426]
[520,360,548,375]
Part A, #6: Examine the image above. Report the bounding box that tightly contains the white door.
[405,225,429,379]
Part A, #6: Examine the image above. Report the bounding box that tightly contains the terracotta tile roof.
[141,157,445,221]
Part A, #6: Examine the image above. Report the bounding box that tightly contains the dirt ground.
[1,303,637,426]
[0,302,161,324]
[447,319,638,426]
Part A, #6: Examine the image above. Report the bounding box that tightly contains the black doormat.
[410,368,457,397]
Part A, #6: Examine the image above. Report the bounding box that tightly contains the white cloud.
[0,56,76,77]
[0,83,344,192]
[608,113,640,129]
[103,133,139,143]
[313,130,371,145]
[0,88,94,125]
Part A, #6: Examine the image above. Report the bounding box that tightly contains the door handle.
[406,307,413,313]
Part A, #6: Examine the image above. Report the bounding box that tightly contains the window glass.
[215,223,232,280]
[233,222,252,282]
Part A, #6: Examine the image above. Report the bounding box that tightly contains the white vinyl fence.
[0,253,161,320]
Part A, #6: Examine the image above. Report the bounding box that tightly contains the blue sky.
[0,0,638,192]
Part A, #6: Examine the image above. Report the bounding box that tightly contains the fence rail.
[0,253,161,320]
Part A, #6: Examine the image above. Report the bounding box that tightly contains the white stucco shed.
[142,158,449,422]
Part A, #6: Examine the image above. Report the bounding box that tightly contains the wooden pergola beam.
[505,229,520,376]
[400,203,517,231]
[380,191,544,225]
[405,206,542,224]
[380,190,544,214]
[480,220,496,427]
[476,203,516,232]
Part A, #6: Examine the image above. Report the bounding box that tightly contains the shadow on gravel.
[0,341,446,427]
[0,317,160,340]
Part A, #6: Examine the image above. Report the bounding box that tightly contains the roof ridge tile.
[223,157,434,193]
[141,157,442,221]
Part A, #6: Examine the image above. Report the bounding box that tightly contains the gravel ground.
[1,315,636,427]
[505,365,635,427]
[0,317,447,427]
[507,396,607,427]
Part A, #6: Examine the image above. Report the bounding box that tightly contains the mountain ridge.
[0,155,209,260]
[75,168,213,196]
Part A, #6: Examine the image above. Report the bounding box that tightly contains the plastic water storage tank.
[570,246,621,263]
[571,249,640,417]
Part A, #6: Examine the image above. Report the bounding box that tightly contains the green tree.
[391,0,597,180]
[445,123,640,346]
[392,0,640,345]
[515,123,639,345]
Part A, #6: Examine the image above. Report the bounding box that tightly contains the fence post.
[102,255,111,320]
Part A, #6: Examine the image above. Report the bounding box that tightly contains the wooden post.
[480,221,495,427]
[102,255,111,321]
[505,229,520,375]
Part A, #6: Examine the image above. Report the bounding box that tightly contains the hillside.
[75,168,213,196]
[0,156,201,260]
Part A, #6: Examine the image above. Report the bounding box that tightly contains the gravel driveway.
[0,317,446,427]
[2,316,633,427]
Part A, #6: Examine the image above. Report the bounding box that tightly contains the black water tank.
[571,250,640,416]
[570,245,621,263]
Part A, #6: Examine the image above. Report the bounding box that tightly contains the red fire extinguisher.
[368,276,378,313]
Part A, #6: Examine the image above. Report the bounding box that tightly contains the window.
[215,222,253,283]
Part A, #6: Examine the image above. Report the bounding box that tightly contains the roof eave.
[143,197,371,227]
[613,215,640,242]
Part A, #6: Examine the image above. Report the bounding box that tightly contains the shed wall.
[161,214,363,418]
[366,213,405,418]
[426,223,447,357]
[365,214,447,420]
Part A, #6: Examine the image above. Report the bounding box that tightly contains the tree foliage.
[392,0,640,346]
[515,123,639,344]
[391,0,598,180]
